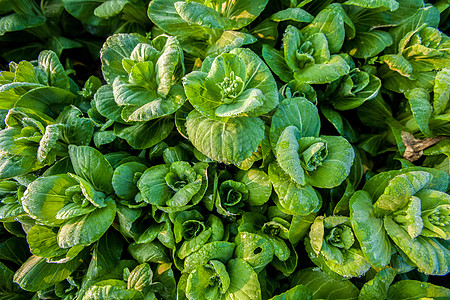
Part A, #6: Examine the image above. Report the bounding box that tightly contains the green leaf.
[69,145,114,194]
[57,199,116,248]
[270,97,320,150]
[174,1,233,30]
[114,117,174,150]
[128,241,170,264]
[94,0,129,18]
[147,0,205,38]
[433,68,450,115]
[374,171,433,213]
[269,163,321,216]
[114,81,186,122]
[405,88,433,137]
[92,85,124,123]
[294,55,350,84]
[13,251,88,292]
[56,105,94,145]
[384,216,450,275]
[38,50,70,91]
[207,31,256,57]
[186,260,230,299]
[235,169,272,206]
[82,282,143,300]
[82,230,124,290]
[14,86,77,118]
[349,191,392,268]
[344,31,393,59]
[26,225,66,258]
[301,5,345,53]
[127,263,153,291]
[270,8,313,22]
[290,267,359,300]
[234,232,274,273]
[262,45,293,82]
[343,0,399,10]
[112,162,147,201]
[269,285,312,300]
[100,33,147,84]
[138,164,171,206]
[22,174,74,226]
[186,110,264,165]
[358,268,397,300]
[387,280,450,299]
[184,241,235,273]
[0,237,29,265]
[0,13,46,36]
[225,258,261,299]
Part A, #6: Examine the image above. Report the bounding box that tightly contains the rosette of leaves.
[101,33,186,122]
[94,33,186,149]
[177,240,260,300]
[325,67,381,110]
[236,209,298,276]
[170,209,224,266]
[0,174,34,222]
[380,18,449,94]
[0,108,66,179]
[0,50,76,113]
[137,161,208,213]
[112,161,148,208]
[21,145,117,256]
[183,48,278,165]
[268,97,354,216]
[306,215,371,278]
[82,263,167,300]
[350,168,450,275]
[147,0,267,57]
[206,168,272,217]
[262,25,350,84]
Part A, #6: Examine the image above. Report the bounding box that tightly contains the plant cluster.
[0,0,449,299]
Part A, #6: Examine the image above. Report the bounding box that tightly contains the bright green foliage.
[1,1,450,299]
